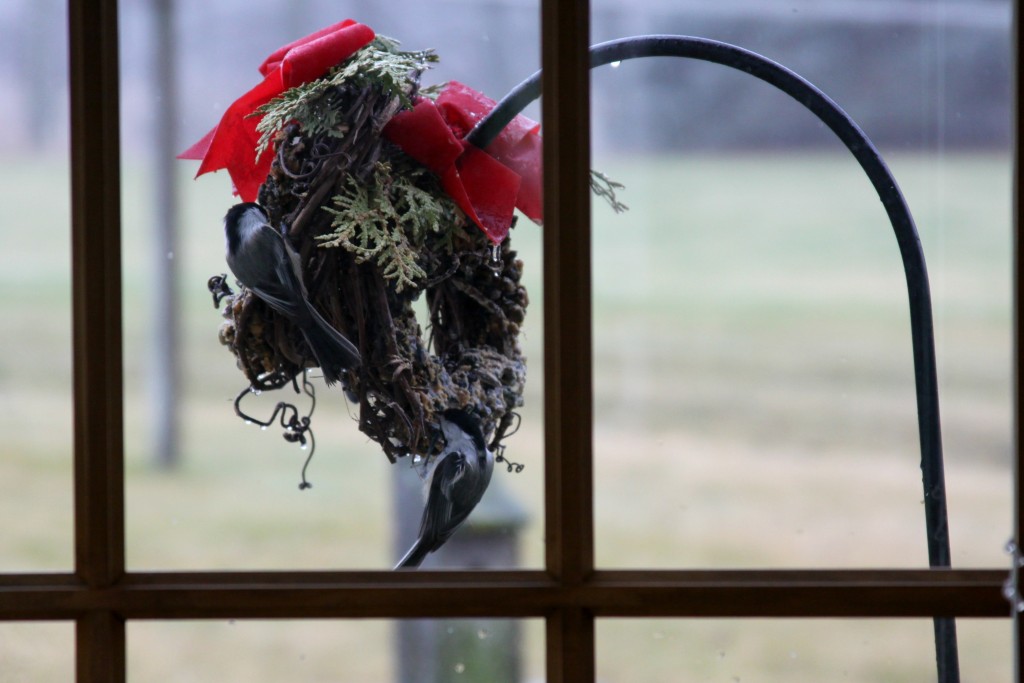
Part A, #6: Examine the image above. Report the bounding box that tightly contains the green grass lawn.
[0,151,1012,681]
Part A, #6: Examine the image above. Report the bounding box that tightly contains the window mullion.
[541,0,594,681]
[68,0,126,681]
[541,0,594,588]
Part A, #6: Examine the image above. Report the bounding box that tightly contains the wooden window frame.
[0,1,1015,681]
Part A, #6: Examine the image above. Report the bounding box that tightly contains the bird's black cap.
[224,201,266,227]
[442,409,487,453]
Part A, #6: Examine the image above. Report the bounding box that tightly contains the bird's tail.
[395,539,431,569]
[301,303,361,385]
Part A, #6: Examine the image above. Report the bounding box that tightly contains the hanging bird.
[223,202,360,384]
[396,409,495,569]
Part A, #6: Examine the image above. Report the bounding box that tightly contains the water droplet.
[166,251,174,260]
[610,60,622,68]
[789,651,798,660]
[300,444,308,451]
[244,420,254,426]
[1006,539,1018,554]
[250,388,262,396]
[454,663,465,674]
[477,628,489,640]
[490,243,502,264]
[260,425,267,431]
[446,627,455,635]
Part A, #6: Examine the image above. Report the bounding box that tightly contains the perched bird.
[224,202,360,384]
[395,409,495,569]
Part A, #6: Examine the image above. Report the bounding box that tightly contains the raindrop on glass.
[477,628,489,640]
[166,252,175,260]
[454,663,466,674]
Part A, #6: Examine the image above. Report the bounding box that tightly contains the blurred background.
[0,0,1013,680]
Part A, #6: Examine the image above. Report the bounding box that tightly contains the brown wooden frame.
[0,1,1016,681]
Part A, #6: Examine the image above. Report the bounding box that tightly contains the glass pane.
[129,619,543,682]
[591,2,1012,568]
[0,622,75,682]
[0,1,73,570]
[597,618,1011,683]
[120,3,543,569]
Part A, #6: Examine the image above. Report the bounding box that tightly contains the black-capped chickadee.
[395,409,495,569]
[224,202,361,384]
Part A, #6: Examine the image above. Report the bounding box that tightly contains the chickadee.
[224,202,360,384]
[395,409,495,569]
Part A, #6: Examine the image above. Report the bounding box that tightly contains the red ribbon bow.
[180,20,542,244]
[382,81,542,243]
[178,19,376,202]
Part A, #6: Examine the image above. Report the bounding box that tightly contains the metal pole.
[470,34,958,682]
[151,0,180,469]
[393,464,528,682]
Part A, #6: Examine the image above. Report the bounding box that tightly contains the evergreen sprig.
[318,160,461,292]
[253,36,438,158]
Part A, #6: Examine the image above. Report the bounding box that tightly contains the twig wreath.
[183,20,557,474]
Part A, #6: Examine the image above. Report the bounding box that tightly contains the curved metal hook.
[470,34,956,680]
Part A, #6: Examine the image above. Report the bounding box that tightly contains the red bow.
[180,21,543,244]
[383,81,543,243]
[178,20,376,202]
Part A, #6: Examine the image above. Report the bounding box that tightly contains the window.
[0,1,1014,681]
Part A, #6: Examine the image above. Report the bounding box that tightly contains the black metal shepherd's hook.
[470,35,957,683]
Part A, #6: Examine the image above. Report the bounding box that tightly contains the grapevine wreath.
[182,19,621,478]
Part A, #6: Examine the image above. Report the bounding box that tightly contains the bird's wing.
[246,227,306,319]
[418,452,466,551]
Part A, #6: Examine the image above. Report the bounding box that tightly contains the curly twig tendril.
[491,411,524,473]
[208,274,234,307]
[234,370,319,490]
